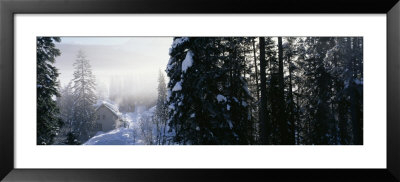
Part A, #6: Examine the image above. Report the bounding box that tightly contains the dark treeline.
[166,37,363,145]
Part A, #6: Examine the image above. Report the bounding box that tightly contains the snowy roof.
[96,101,121,117]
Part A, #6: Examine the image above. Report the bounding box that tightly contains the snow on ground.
[84,128,142,145]
[84,105,156,145]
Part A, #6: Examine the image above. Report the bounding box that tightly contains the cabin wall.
[95,106,119,132]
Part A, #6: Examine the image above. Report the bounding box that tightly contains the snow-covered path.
[83,106,156,145]
[83,128,141,145]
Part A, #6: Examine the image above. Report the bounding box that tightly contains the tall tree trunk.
[277,37,289,144]
[350,37,362,145]
[287,55,295,145]
[259,37,269,144]
[295,86,302,144]
[252,39,260,101]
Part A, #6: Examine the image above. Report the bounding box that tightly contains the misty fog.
[54,37,172,112]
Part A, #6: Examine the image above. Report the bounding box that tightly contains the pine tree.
[325,37,363,144]
[37,37,63,145]
[163,36,362,145]
[283,37,298,144]
[290,38,308,144]
[276,37,290,144]
[258,37,269,144]
[166,37,191,144]
[247,38,261,143]
[294,37,316,144]
[58,82,75,130]
[251,38,260,101]
[166,37,252,144]
[349,37,363,145]
[155,70,168,144]
[300,37,336,144]
[222,37,253,144]
[54,81,75,144]
[71,50,97,142]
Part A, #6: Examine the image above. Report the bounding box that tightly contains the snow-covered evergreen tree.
[165,37,191,144]
[166,37,252,144]
[54,81,75,144]
[155,71,168,144]
[37,37,63,145]
[71,50,97,142]
[220,37,253,144]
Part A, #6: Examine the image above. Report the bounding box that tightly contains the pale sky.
[54,37,172,99]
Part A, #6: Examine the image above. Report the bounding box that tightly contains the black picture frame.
[1,0,399,181]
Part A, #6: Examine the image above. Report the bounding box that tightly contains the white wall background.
[14,14,386,168]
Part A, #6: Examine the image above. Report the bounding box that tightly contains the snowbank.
[84,128,142,145]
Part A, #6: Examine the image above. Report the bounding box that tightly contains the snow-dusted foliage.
[287,37,363,145]
[216,94,227,103]
[37,37,62,145]
[166,37,252,145]
[169,37,189,54]
[154,71,169,144]
[172,81,182,91]
[181,50,194,73]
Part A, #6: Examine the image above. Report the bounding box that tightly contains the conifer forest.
[37,37,363,145]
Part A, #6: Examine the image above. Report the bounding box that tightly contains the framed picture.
[1,0,399,181]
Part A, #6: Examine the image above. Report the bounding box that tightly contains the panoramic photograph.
[37,36,363,145]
